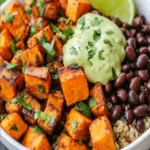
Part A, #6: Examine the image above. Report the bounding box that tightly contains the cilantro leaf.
[21,62,27,74]
[88,50,95,60]
[32,125,46,134]
[106,31,114,35]
[6,63,18,70]
[89,97,97,108]
[3,12,14,23]
[10,124,18,131]
[71,120,78,133]
[30,0,36,6]
[75,102,91,118]
[62,26,74,39]
[104,39,113,47]
[50,23,59,33]
[10,43,18,54]
[30,25,37,36]
[112,67,117,79]
[37,18,42,26]
[25,8,32,15]
[36,2,45,17]
[70,47,78,55]
[91,17,103,26]
[0,113,7,121]
[71,64,79,69]
[38,84,45,93]
[93,29,101,41]
[79,140,84,145]
[88,41,93,47]
[66,18,71,25]
[98,50,105,60]
[13,37,19,43]
[77,16,85,29]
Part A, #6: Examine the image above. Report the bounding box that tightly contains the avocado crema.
[63,13,126,85]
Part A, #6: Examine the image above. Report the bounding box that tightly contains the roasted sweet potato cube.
[1,113,28,140]
[90,83,108,117]
[48,60,63,71]
[89,116,115,150]
[16,40,27,50]
[27,25,54,48]
[5,0,30,23]
[6,102,22,114]
[66,0,91,22]
[43,3,57,20]
[10,50,23,70]
[57,133,88,150]
[22,127,51,150]
[65,109,92,141]
[21,44,44,67]
[58,66,89,106]
[35,18,49,31]
[37,104,61,134]
[59,0,68,12]
[0,29,13,61]
[0,61,24,101]
[47,90,64,112]
[54,35,63,57]
[25,67,51,100]
[0,56,4,65]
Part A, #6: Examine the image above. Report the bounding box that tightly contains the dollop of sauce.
[63,13,126,85]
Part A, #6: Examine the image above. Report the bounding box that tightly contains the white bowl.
[0,0,150,150]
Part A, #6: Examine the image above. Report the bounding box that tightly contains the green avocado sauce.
[63,13,126,85]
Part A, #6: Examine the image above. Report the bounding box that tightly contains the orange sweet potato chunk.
[27,25,54,48]
[65,109,92,141]
[0,61,24,101]
[58,66,89,106]
[22,127,51,150]
[37,104,61,134]
[89,116,115,150]
[1,113,28,140]
[35,18,49,31]
[21,44,44,68]
[66,0,91,22]
[0,29,13,61]
[54,35,63,57]
[0,56,4,65]
[90,83,108,118]
[6,102,22,114]
[59,0,68,12]
[16,40,27,50]
[25,67,51,100]
[47,90,64,112]
[57,133,88,150]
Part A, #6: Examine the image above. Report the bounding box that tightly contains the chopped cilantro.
[71,120,78,133]
[104,39,113,47]
[62,26,74,39]
[30,0,36,7]
[77,16,85,29]
[32,125,46,134]
[91,17,103,26]
[88,50,95,60]
[71,64,79,69]
[89,97,97,108]
[70,47,78,55]
[112,67,117,79]
[30,25,37,36]
[38,84,45,93]
[10,124,18,131]
[50,23,59,33]
[0,113,7,121]
[25,8,32,15]
[10,43,18,54]
[79,140,84,145]
[37,18,42,26]
[93,29,101,41]
[13,37,19,44]
[88,41,93,47]
[6,63,18,70]
[3,12,14,23]
[106,31,114,35]
[66,18,71,25]
[98,50,105,60]
[21,62,27,74]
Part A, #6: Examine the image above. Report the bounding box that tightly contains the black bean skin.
[117,89,127,102]
[138,47,148,55]
[126,46,136,62]
[128,90,139,105]
[122,64,130,73]
[130,29,137,37]
[124,109,133,124]
[146,81,150,91]
[127,71,134,81]
[127,38,136,49]
[136,54,148,69]
[142,25,150,34]
[110,95,118,104]
[139,92,146,104]
[114,73,126,88]
[111,105,123,121]
[146,95,150,105]
[136,119,145,133]
[137,37,147,46]
[129,77,141,92]
[133,104,147,117]
[105,82,112,94]
[133,17,143,28]
[146,60,150,74]
[136,70,148,81]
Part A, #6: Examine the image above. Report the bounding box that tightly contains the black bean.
[105,82,112,94]
[117,88,127,102]
[133,104,147,117]
[124,109,133,124]
[138,47,148,55]
[129,77,141,92]
[136,54,148,69]
[133,17,143,28]
[127,38,136,49]
[127,71,134,81]
[136,119,145,133]
[146,95,150,105]
[147,106,150,115]
[139,92,146,104]
[111,105,123,121]
[146,36,150,45]
[122,64,131,73]
[114,73,126,88]
[139,15,146,24]
[141,25,150,34]
[131,63,137,70]
[126,46,136,62]
[112,18,122,27]
[136,70,148,81]
[128,90,139,105]
[146,60,150,73]
[130,29,137,37]
[136,33,144,39]
[110,95,118,104]
[147,46,150,56]
[121,28,130,38]
[137,37,147,46]
[146,81,150,91]
[123,23,130,29]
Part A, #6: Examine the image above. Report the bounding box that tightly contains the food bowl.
[0,0,150,150]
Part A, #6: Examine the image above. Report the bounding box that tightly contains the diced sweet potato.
[48,60,63,71]
[57,133,88,150]
[37,103,61,134]
[35,18,49,31]
[54,35,63,57]
[58,66,89,106]
[56,20,73,30]
[43,3,57,20]
[0,61,24,101]
[22,127,51,150]
[16,40,27,50]
[1,113,28,140]
[27,25,54,48]
[25,67,51,100]
[59,0,68,12]
[90,83,108,118]
[89,116,115,150]
[0,29,13,61]
[47,90,64,112]
[66,0,91,22]
[65,109,92,141]
[21,44,44,67]
[6,102,22,114]
[0,56,4,65]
